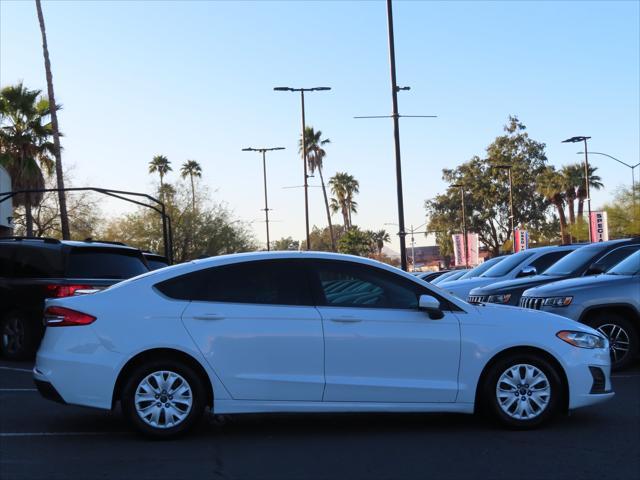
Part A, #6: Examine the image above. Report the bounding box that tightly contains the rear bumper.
[34,377,66,404]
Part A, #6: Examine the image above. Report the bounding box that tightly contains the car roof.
[0,237,141,252]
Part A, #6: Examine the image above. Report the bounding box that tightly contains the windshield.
[458,256,505,280]
[607,250,640,276]
[542,244,608,276]
[481,251,536,278]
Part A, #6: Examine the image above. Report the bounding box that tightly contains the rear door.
[177,259,325,401]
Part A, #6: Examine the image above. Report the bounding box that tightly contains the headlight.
[543,296,573,307]
[487,293,511,304]
[557,330,607,349]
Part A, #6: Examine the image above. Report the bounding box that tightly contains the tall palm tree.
[371,229,391,256]
[0,83,56,236]
[35,0,69,240]
[329,172,359,229]
[180,159,202,212]
[299,127,335,251]
[561,164,582,226]
[536,166,569,244]
[149,155,172,193]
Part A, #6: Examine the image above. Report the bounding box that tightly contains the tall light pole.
[274,86,331,250]
[563,136,592,241]
[242,147,285,251]
[452,184,468,268]
[494,164,515,252]
[577,151,639,225]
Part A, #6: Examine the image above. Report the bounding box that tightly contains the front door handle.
[192,313,224,320]
[329,315,363,323]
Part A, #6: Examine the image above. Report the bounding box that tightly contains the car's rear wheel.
[121,360,206,438]
[586,313,638,371]
[0,311,38,360]
[484,354,562,429]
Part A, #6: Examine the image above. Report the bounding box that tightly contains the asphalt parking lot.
[1,360,639,480]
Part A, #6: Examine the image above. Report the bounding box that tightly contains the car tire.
[121,360,207,438]
[483,353,562,429]
[0,310,38,360]
[585,313,638,371]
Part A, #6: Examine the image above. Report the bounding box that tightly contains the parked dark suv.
[0,237,149,359]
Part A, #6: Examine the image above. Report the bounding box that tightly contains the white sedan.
[34,252,613,437]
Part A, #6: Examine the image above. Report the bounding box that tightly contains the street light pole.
[274,86,331,250]
[563,136,592,241]
[577,151,639,227]
[495,165,515,252]
[242,146,285,251]
[452,184,468,268]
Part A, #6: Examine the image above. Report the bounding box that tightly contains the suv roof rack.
[0,236,61,244]
[82,238,128,246]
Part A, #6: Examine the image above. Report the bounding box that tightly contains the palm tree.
[0,83,56,236]
[180,160,202,211]
[371,229,391,256]
[561,164,582,226]
[576,165,604,221]
[536,166,569,244]
[329,172,359,229]
[300,127,335,251]
[35,0,70,240]
[149,155,172,193]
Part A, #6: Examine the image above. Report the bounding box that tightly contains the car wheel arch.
[579,304,640,327]
[473,346,569,414]
[112,347,214,409]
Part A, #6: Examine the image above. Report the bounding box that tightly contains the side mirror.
[517,265,537,278]
[587,264,605,275]
[419,295,444,319]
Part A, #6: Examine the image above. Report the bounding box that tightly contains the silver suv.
[521,249,640,370]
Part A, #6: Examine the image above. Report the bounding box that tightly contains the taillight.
[44,306,96,327]
[44,284,92,298]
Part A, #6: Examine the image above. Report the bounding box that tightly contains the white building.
[0,165,13,236]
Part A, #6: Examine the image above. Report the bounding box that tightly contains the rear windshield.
[607,250,640,276]
[66,248,148,279]
[146,259,169,271]
[480,251,536,278]
[542,244,608,276]
[458,256,504,280]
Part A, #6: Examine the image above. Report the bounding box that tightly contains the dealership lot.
[1,359,638,480]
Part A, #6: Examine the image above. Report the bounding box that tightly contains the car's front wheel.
[483,354,562,429]
[586,313,638,371]
[121,360,206,438]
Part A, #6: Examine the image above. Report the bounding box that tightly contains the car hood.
[441,277,506,298]
[523,274,634,297]
[469,274,569,295]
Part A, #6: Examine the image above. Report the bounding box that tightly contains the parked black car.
[0,237,149,359]
[468,238,640,307]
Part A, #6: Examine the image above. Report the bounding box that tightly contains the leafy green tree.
[338,227,375,257]
[602,185,640,237]
[426,116,552,256]
[329,172,359,229]
[0,83,56,236]
[536,166,569,244]
[271,236,300,251]
[303,224,348,251]
[148,155,172,191]
[180,159,202,212]
[300,127,335,251]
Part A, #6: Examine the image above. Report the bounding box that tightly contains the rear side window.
[529,250,572,274]
[13,245,64,278]
[0,244,15,276]
[593,245,640,272]
[66,248,148,279]
[155,260,313,306]
[481,251,536,278]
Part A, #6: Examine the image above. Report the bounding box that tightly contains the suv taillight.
[44,306,96,327]
[44,284,92,298]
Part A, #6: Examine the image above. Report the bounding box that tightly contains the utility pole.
[563,136,592,241]
[242,147,285,251]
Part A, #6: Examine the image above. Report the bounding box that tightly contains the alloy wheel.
[1,317,24,355]
[496,364,551,420]
[134,370,193,429]
[596,323,630,365]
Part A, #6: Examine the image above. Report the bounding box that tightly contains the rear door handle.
[192,313,224,320]
[329,315,363,323]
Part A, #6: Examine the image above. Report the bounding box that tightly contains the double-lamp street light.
[274,86,331,250]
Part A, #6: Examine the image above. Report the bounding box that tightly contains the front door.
[310,260,461,403]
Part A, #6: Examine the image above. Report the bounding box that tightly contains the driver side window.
[313,261,422,309]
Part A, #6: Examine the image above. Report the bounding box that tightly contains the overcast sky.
[1,0,638,251]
